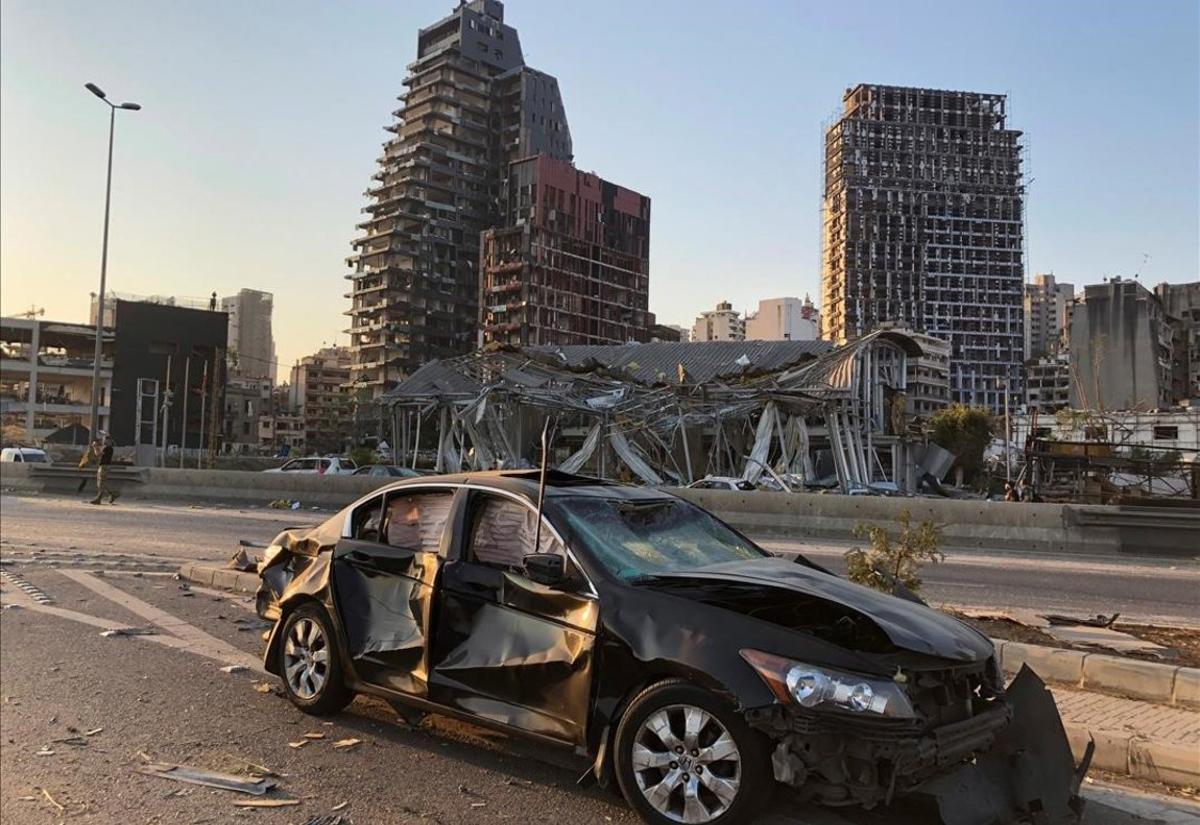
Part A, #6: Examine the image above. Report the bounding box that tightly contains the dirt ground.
[952,614,1200,669]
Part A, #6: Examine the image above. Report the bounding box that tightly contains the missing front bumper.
[752,667,1089,824]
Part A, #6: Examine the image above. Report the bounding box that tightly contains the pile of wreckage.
[378,330,955,495]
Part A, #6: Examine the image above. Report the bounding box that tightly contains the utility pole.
[197,360,208,469]
[160,355,173,468]
[179,357,190,468]
[83,82,140,438]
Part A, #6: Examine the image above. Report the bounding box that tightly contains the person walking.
[80,433,119,504]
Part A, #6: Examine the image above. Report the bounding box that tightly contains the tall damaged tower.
[346,1,573,399]
[821,84,1025,410]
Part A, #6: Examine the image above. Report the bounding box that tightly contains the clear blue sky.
[2,0,1197,368]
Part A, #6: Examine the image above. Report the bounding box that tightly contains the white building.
[221,289,276,384]
[745,295,820,341]
[691,301,744,342]
[1,316,113,441]
[1012,408,1199,456]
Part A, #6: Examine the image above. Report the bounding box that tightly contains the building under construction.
[480,155,653,346]
[821,84,1025,411]
[346,0,573,397]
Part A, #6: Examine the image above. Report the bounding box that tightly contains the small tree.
[928,404,993,482]
[844,509,944,594]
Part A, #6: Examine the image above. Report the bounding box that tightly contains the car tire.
[277,603,353,716]
[614,680,773,825]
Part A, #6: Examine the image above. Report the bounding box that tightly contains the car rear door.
[428,490,598,746]
[330,486,456,697]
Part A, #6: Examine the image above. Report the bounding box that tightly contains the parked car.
[255,470,1085,825]
[687,475,756,491]
[263,456,357,475]
[0,447,50,464]
[353,464,422,478]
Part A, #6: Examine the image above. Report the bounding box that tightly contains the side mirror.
[523,553,564,586]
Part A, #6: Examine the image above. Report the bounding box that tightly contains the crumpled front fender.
[915,666,1093,825]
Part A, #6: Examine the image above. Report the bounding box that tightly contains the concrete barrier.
[1,463,389,509]
[670,488,1199,556]
[3,464,1195,555]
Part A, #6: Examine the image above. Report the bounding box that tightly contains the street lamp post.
[84,82,140,439]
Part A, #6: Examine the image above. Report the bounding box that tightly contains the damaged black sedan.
[256,471,1088,825]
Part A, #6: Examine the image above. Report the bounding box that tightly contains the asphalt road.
[3,559,1196,824]
[2,493,1197,625]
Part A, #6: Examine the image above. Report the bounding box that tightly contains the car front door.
[330,487,455,697]
[428,491,598,746]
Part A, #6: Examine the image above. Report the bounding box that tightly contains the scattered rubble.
[219,664,248,674]
[332,738,362,750]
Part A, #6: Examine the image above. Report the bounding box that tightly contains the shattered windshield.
[552,497,767,581]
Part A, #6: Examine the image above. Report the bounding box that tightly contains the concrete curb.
[178,562,259,595]
[1064,723,1200,788]
[994,639,1200,710]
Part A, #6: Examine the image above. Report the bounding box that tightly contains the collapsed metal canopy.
[380,333,922,491]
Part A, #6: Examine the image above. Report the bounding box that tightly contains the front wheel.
[614,680,773,825]
[277,603,353,715]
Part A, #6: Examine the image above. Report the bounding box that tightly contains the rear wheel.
[614,681,773,825]
[277,603,353,715]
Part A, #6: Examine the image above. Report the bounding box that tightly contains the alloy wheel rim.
[283,617,329,699]
[632,703,742,823]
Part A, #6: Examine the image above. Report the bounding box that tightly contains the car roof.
[373,470,678,504]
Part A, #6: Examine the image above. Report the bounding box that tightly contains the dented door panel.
[331,538,440,696]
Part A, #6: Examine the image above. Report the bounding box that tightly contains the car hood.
[641,557,993,663]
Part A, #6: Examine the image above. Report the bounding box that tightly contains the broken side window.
[352,496,384,542]
[384,491,453,554]
[468,496,562,571]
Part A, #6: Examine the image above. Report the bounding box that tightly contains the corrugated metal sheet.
[529,340,833,385]
[385,339,835,401]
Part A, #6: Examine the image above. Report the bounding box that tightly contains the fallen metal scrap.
[137,762,276,795]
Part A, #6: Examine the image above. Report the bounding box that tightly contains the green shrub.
[929,404,994,481]
[844,509,944,594]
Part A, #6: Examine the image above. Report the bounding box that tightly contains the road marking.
[0,568,54,604]
[54,569,263,673]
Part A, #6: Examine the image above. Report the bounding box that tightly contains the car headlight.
[741,649,915,718]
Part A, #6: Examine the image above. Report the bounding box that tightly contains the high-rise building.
[290,346,352,454]
[347,0,572,397]
[220,289,276,383]
[822,84,1025,411]
[745,295,820,341]
[1155,281,1200,404]
[1024,273,1073,360]
[691,301,745,342]
[479,155,652,346]
[1069,278,1174,410]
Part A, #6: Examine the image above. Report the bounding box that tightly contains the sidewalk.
[1054,686,1200,787]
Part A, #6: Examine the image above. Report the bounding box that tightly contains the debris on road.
[1044,612,1119,628]
[232,797,301,808]
[332,738,362,750]
[299,815,353,825]
[302,732,326,740]
[37,787,65,814]
[99,626,156,638]
[253,681,273,693]
[1042,623,1170,656]
[137,762,277,795]
[957,607,1051,628]
[84,727,103,736]
[35,746,55,756]
[287,741,309,749]
[331,802,349,811]
[219,664,248,674]
[227,541,264,572]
